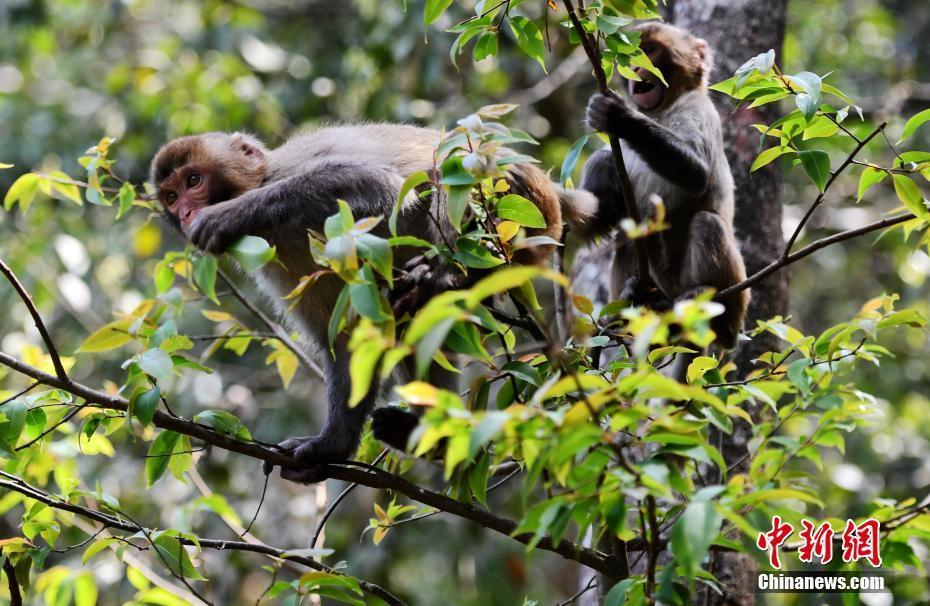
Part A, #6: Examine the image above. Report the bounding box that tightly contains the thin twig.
[217,268,325,381]
[311,449,389,550]
[0,381,40,407]
[0,473,405,606]
[718,211,915,298]
[783,123,887,255]
[0,258,69,381]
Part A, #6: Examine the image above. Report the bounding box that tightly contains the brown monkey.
[578,23,749,348]
[150,124,598,481]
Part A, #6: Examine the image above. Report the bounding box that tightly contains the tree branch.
[0,351,620,577]
[0,472,405,606]
[0,259,69,381]
[217,268,325,381]
[561,0,653,280]
[717,211,915,298]
[782,123,887,255]
[1,550,22,606]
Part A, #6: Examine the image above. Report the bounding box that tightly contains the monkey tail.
[555,185,599,241]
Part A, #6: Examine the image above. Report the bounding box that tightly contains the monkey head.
[150,132,268,235]
[628,23,713,113]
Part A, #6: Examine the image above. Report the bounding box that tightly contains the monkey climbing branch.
[561,0,653,281]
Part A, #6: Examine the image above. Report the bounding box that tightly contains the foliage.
[1,0,930,605]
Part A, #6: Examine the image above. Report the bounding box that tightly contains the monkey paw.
[187,202,247,254]
[371,407,420,451]
[586,92,633,133]
[619,276,672,311]
[390,255,467,318]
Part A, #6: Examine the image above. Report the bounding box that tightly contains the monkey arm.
[188,163,403,253]
[617,116,710,195]
[586,93,710,195]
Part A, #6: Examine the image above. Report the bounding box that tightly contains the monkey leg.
[679,211,748,349]
[265,338,378,484]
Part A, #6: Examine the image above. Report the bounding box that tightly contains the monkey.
[577,22,749,349]
[150,124,599,481]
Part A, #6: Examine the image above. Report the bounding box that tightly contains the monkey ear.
[230,132,268,169]
[694,38,714,81]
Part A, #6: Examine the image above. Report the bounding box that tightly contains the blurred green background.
[1,0,929,603]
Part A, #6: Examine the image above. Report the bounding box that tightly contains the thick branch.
[561,0,652,280]
[0,473,403,606]
[0,351,619,577]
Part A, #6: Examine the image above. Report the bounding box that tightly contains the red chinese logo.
[757,517,882,569]
[841,518,882,567]
[756,515,794,569]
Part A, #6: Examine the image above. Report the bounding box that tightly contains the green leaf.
[356,233,393,286]
[446,184,473,231]
[192,255,219,304]
[348,265,387,320]
[3,173,41,212]
[424,0,453,26]
[132,387,160,427]
[898,108,930,144]
[798,150,831,192]
[474,33,498,62]
[0,400,26,451]
[139,349,173,383]
[194,410,252,441]
[152,534,206,581]
[791,71,822,122]
[77,320,133,353]
[82,538,118,564]
[414,317,456,378]
[466,266,541,306]
[117,182,136,219]
[560,135,589,187]
[750,146,792,172]
[857,166,886,201]
[328,285,351,347]
[146,430,181,486]
[349,339,384,407]
[390,171,430,236]
[509,16,546,72]
[892,174,930,219]
[228,235,276,273]
[453,238,505,269]
[670,500,723,580]
[74,573,98,606]
[496,194,546,228]
[604,578,637,606]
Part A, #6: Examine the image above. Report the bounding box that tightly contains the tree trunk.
[671,1,788,604]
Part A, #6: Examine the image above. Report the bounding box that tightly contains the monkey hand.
[390,254,468,318]
[187,201,249,254]
[619,275,672,311]
[586,92,634,134]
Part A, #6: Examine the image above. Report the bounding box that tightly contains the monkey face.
[150,132,268,236]
[628,23,712,113]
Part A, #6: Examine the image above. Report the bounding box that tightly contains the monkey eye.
[641,43,657,55]
[186,173,202,188]
[165,192,178,206]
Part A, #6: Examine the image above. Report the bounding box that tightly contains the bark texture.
[671,1,788,604]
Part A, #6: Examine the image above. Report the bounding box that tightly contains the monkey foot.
[619,276,672,311]
[371,407,420,451]
[262,435,351,484]
[390,255,467,318]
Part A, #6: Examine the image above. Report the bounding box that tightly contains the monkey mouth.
[628,78,663,111]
